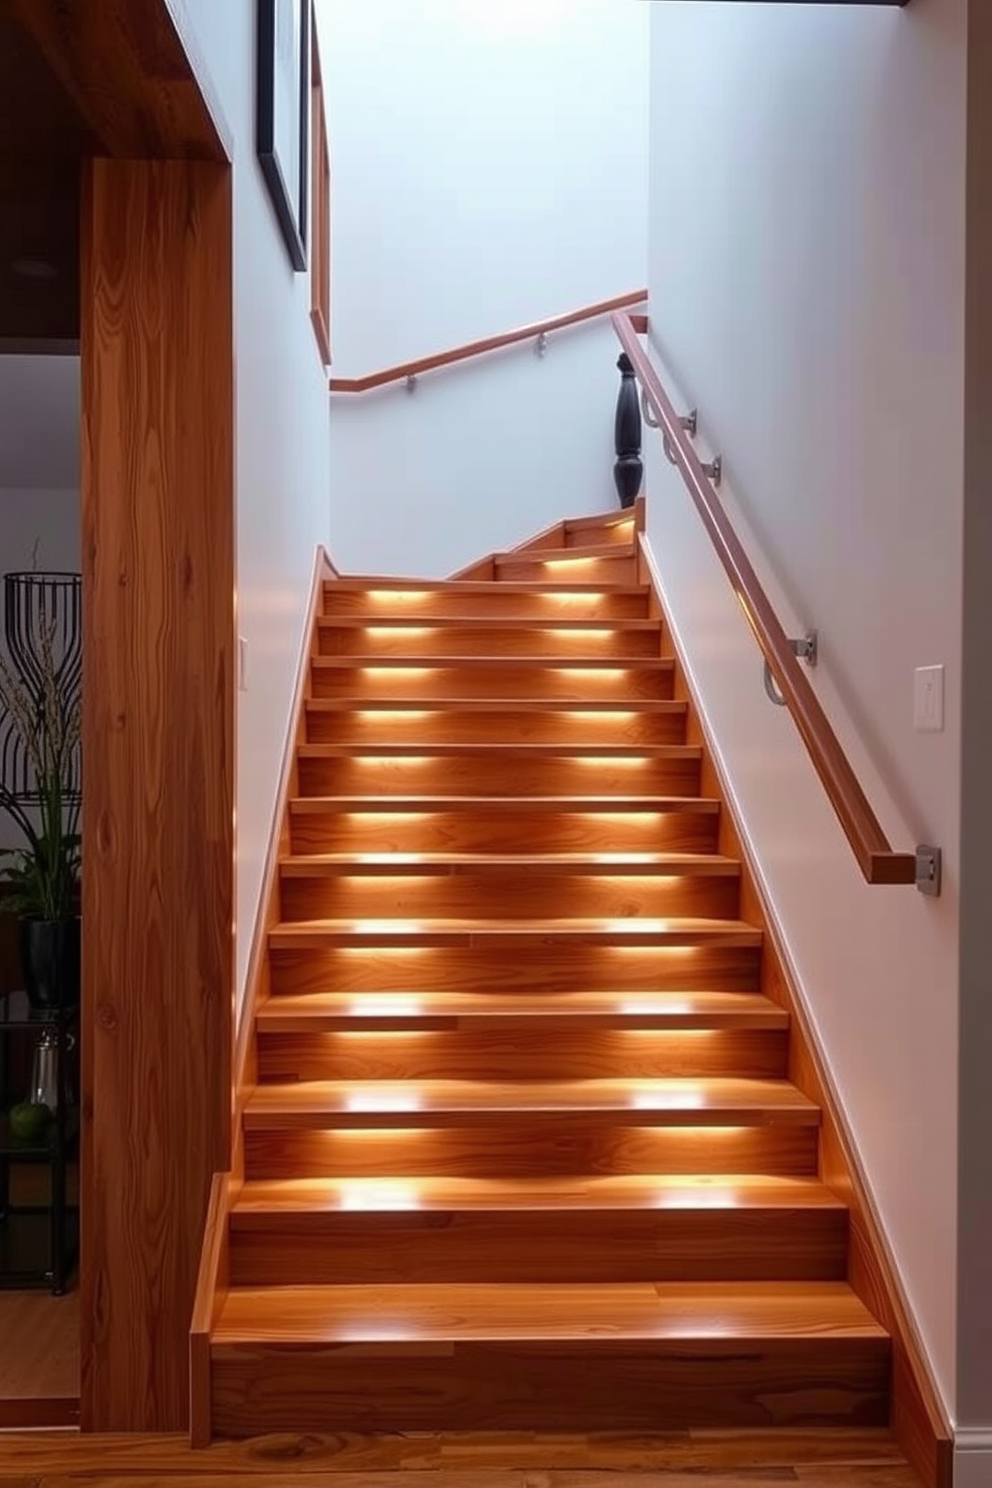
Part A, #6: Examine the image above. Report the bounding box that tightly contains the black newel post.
[613,352,643,509]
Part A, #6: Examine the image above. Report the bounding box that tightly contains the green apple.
[8,1101,52,1143]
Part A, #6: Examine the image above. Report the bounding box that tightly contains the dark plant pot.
[19,917,81,1012]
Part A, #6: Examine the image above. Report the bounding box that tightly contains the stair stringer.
[635,534,952,1488]
[189,543,340,1447]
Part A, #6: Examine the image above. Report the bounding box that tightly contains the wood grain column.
[79,158,234,1432]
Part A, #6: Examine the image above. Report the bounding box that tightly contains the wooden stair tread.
[494,543,636,564]
[244,1076,817,1127]
[306,698,687,714]
[233,1173,843,1216]
[267,918,763,950]
[256,988,785,1030]
[279,850,737,876]
[318,615,659,632]
[296,743,699,760]
[326,578,649,596]
[311,655,674,670]
[289,794,720,813]
[565,509,638,533]
[213,1280,884,1345]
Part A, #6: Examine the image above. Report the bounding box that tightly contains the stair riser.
[305,707,689,747]
[268,944,761,997]
[244,1123,818,1181]
[309,664,674,702]
[323,589,650,620]
[255,1028,787,1083]
[295,757,700,799]
[495,556,638,584]
[289,807,720,856]
[566,521,638,549]
[317,627,662,660]
[229,1207,847,1287]
[211,1338,889,1436]
[278,872,739,925]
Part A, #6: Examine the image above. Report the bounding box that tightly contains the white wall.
[646,0,966,1418]
[176,0,333,1005]
[0,486,81,852]
[317,0,648,576]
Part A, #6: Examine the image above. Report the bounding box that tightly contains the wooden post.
[79,157,234,1431]
[614,351,643,509]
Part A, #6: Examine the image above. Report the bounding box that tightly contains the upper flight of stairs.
[204,505,892,1442]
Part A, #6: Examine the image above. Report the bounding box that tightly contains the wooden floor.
[0,1427,923,1486]
[0,1290,78,1427]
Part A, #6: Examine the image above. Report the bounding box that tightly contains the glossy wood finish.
[191,507,920,1453]
[330,291,647,393]
[613,312,916,887]
[0,0,230,345]
[7,0,229,161]
[0,1425,924,1485]
[81,158,234,1432]
[230,1175,846,1286]
[0,1291,79,1424]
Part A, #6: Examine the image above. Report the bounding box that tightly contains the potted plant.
[0,616,81,1011]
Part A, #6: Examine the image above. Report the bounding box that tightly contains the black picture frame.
[257,0,310,271]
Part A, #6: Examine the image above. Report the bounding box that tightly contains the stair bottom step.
[211,1283,889,1436]
[211,1285,892,1434]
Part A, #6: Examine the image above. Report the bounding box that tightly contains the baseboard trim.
[954,1430,992,1488]
[232,543,338,1172]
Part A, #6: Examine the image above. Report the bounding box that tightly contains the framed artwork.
[257,0,310,271]
[310,3,331,365]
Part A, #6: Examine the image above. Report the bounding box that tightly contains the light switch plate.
[914,665,944,732]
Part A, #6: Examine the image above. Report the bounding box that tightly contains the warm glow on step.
[359,666,439,677]
[560,667,626,679]
[344,1089,423,1113]
[574,757,649,767]
[337,1181,422,1210]
[367,590,431,605]
[631,1084,706,1110]
[592,854,661,864]
[542,557,599,570]
[567,711,638,721]
[355,756,430,766]
[621,999,695,1016]
[354,854,426,865]
[350,920,426,935]
[657,1185,742,1209]
[363,626,432,638]
[348,996,425,1016]
[622,1028,718,1040]
[359,710,432,719]
[547,628,614,639]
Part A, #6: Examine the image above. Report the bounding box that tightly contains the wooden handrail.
[330,290,648,393]
[613,310,920,889]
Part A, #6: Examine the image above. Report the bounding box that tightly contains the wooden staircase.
[201,505,896,1442]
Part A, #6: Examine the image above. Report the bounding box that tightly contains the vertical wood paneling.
[80,157,234,1432]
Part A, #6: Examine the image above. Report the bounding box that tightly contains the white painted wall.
[646,0,966,1418]
[317,0,648,576]
[176,0,333,1005]
[0,486,81,853]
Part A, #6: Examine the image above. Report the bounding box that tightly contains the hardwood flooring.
[0,1427,923,1486]
[0,1291,78,1427]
